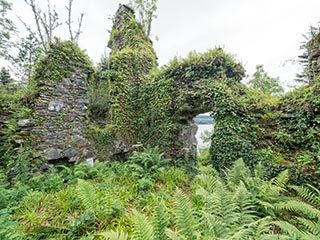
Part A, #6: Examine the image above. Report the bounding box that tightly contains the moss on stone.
[33,39,93,85]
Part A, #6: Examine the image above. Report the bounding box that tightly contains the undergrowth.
[1,146,320,239]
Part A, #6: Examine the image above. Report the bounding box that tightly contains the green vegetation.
[0,1,320,239]
[247,65,284,96]
[129,0,158,37]
[0,0,15,58]
[33,39,93,84]
[1,154,320,239]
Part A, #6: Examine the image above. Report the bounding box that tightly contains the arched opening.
[193,113,214,154]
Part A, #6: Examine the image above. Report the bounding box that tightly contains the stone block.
[48,101,64,112]
[43,148,62,160]
[64,148,79,158]
[17,119,36,127]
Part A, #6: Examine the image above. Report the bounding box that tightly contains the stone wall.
[0,106,11,144]
[24,69,94,163]
[107,4,135,50]
[178,120,198,164]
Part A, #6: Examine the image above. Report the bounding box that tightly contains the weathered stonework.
[107,4,135,50]
[30,69,94,163]
[178,120,198,164]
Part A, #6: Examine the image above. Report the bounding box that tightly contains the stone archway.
[97,4,246,165]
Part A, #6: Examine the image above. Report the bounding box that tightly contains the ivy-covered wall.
[94,4,247,165]
[0,39,95,172]
[1,4,318,186]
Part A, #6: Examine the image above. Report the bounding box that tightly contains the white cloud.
[8,0,320,87]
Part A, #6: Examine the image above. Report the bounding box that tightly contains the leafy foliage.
[1,150,320,239]
[298,22,320,84]
[210,81,259,170]
[161,48,245,83]
[0,0,15,58]
[131,210,155,240]
[128,145,169,176]
[9,33,43,81]
[247,65,284,96]
[33,39,93,84]
[1,4,320,240]
[129,0,158,37]
[0,66,13,85]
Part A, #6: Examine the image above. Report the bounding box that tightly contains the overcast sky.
[10,0,320,89]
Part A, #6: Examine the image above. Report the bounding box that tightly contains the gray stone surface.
[64,148,79,158]
[107,4,135,50]
[48,101,64,112]
[17,119,36,127]
[29,69,95,163]
[178,120,198,164]
[44,148,62,161]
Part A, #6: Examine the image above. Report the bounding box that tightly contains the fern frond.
[131,209,154,240]
[296,217,320,236]
[226,158,250,188]
[226,217,273,239]
[75,178,98,213]
[172,189,197,240]
[197,183,237,224]
[165,228,186,240]
[99,192,115,217]
[255,199,276,212]
[259,234,291,240]
[299,231,320,240]
[273,220,303,238]
[275,200,320,219]
[200,212,225,238]
[152,202,168,240]
[254,162,266,179]
[291,185,320,207]
[99,229,128,240]
[195,172,219,194]
[271,170,289,190]
[232,183,258,225]
[250,216,274,237]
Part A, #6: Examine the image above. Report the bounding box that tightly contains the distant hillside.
[194,115,215,125]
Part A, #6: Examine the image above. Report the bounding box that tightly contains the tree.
[10,33,43,81]
[23,0,84,52]
[66,0,84,44]
[129,0,157,37]
[247,65,284,96]
[23,0,62,52]
[0,67,13,86]
[0,0,15,58]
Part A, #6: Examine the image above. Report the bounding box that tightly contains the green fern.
[76,179,98,213]
[291,185,320,207]
[131,209,154,240]
[199,212,225,238]
[225,158,251,187]
[99,229,128,240]
[296,217,320,236]
[232,183,258,226]
[172,189,198,240]
[75,179,114,219]
[271,170,289,190]
[152,202,168,240]
[275,200,320,219]
[272,220,303,239]
[195,166,219,194]
[274,219,320,240]
[244,216,274,238]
